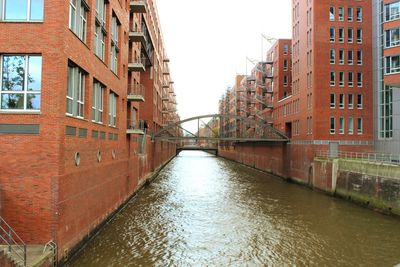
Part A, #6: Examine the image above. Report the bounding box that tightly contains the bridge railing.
[316,150,400,165]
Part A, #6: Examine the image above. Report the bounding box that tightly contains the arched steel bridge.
[152,114,289,143]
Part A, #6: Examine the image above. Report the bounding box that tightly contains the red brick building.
[0,0,178,263]
[283,0,373,148]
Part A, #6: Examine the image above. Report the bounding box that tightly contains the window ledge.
[0,111,41,115]
[0,20,43,24]
[66,114,88,122]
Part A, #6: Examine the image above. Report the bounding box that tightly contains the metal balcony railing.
[127,84,145,102]
[128,57,146,72]
[127,119,146,135]
[0,216,26,266]
[316,150,400,165]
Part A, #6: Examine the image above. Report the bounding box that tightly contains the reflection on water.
[70,151,400,267]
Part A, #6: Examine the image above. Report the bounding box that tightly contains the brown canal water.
[70,151,400,267]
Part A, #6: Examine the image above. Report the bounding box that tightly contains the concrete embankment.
[219,144,400,217]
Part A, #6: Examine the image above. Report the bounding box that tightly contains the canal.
[70,151,400,266]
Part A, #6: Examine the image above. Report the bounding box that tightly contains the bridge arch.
[152,114,289,142]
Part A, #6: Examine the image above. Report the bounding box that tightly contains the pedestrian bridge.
[152,114,289,145]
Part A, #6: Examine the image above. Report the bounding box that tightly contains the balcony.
[247,76,256,82]
[263,70,273,79]
[162,93,169,101]
[162,81,170,88]
[127,120,146,135]
[163,65,170,75]
[128,57,146,72]
[129,28,146,43]
[130,1,147,13]
[127,84,145,102]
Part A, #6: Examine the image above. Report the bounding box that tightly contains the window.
[357,118,363,134]
[92,81,104,123]
[348,94,354,109]
[385,55,400,74]
[339,93,345,108]
[357,94,363,109]
[357,72,363,87]
[330,117,335,134]
[283,59,288,71]
[2,0,44,21]
[348,50,353,65]
[329,6,335,21]
[339,49,344,64]
[379,85,393,138]
[356,7,362,22]
[283,44,289,55]
[385,2,400,22]
[330,93,335,108]
[385,28,400,48]
[339,27,344,42]
[339,117,344,134]
[330,49,335,64]
[348,72,354,87]
[348,28,353,43]
[110,14,120,74]
[339,72,344,87]
[357,28,363,43]
[0,55,42,111]
[338,7,344,21]
[348,117,354,134]
[94,0,107,61]
[108,92,117,127]
[330,71,335,86]
[69,0,88,42]
[348,7,353,22]
[284,76,288,86]
[67,64,85,118]
[330,27,335,42]
[357,50,363,65]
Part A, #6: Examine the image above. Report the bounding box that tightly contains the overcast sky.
[157,0,292,121]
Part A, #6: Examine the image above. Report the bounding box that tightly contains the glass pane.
[2,56,26,91]
[27,93,40,110]
[67,98,73,114]
[5,0,28,20]
[1,93,24,109]
[28,56,42,91]
[30,0,44,20]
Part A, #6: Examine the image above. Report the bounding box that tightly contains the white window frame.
[348,94,354,109]
[0,54,42,112]
[1,0,44,22]
[357,117,363,135]
[357,72,363,87]
[69,0,88,42]
[339,49,344,65]
[348,28,353,43]
[108,92,117,127]
[330,71,335,86]
[357,94,363,109]
[339,117,344,134]
[339,27,344,43]
[348,117,354,135]
[338,7,344,21]
[330,49,335,64]
[339,72,344,87]
[330,117,335,134]
[385,2,400,22]
[385,55,400,74]
[357,28,363,44]
[348,50,354,65]
[356,7,362,22]
[330,93,335,109]
[92,81,104,123]
[348,72,354,87]
[339,93,345,108]
[330,27,335,42]
[329,6,335,21]
[385,28,400,48]
[66,64,85,118]
[348,7,353,22]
